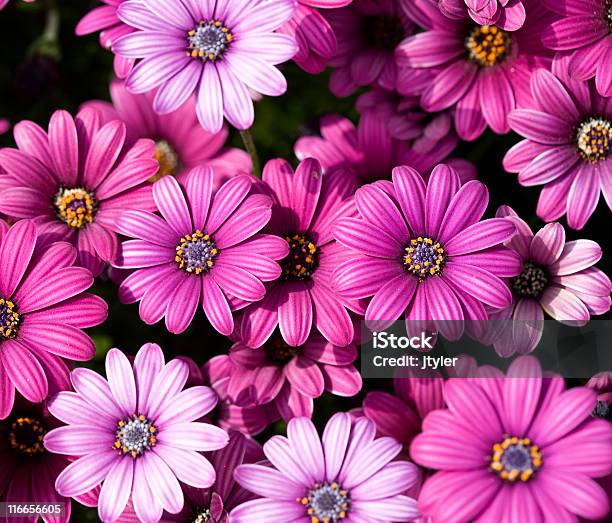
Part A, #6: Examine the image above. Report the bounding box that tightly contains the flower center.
[510,260,548,298]
[265,332,302,364]
[8,416,46,456]
[490,436,542,482]
[0,297,21,339]
[281,234,319,281]
[365,16,405,50]
[150,140,180,182]
[54,187,97,229]
[403,236,445,280]
[114,414,157,458]
[187,20,233,61]
[606,1,612,28]
[592,400,611,420]
[175,230,219,275]
[192,509,211,523]
[465,25,511,66]
[298,481,350,522]
[576,117,612,163]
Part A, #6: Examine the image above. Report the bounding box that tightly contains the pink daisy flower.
[588,371,612,421]
[0,108,159,277]
[541,0,612,97]
[324,0,414,96]
[397,0,553,140]
[279,0,351,74]
[362,374,444,448]
[438,0,527,31]
[239,158,360,348]
[114,431,262,523]
[333,164,521,338]
[76,0,136,79]
[295,113,476,184]
[411,356,612,521]
[44,343,229,523]
[113,0,298,133]
[190,353,280,436]
[0,396,94,523]
[231,414,420,522]
[505,67,612,230]
[0,220,107,419]
[483,206,611,356]
[82,79,251,186]
[114,167,285,335]
[220,330,362,421]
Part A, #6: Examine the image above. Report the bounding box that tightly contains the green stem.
[240,129,261,178]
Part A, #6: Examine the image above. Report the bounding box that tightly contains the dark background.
[0,1,608,520]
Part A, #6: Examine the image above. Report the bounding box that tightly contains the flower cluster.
[0,0,610,522]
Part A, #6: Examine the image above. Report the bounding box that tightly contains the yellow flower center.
[187,20,233,61]
[465,25,511,67]
[0,297,21,339]
[175,230,219,275]
[54,187,97,229]
[150,140,180,182]
[403,236,445,280]
[576,117,612,163]
[8,416,46,456]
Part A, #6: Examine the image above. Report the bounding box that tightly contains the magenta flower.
[45,343,229,523]
[0,118,9,135]
[0,108,159,277]
[0,396,83,523]
[113,0,298,133]
[114,167,284,335]
[176,353,280,436]
[295,113,476,184]
[363,374,444,448]
[324,0,413,96]
[239,158,359,348]
[333,164,520,338]
[505,67,612,229]
[279,0,351,74]
[0,220,107,419]
[411,356,612,522]
[82,80,251,186]
[397,0,553,140]
[221,330,362,421]
[438,0,526,31]
[541,0,612,97]
[231,414,420,522]
[483,206,611,356]
[76,0,136,78]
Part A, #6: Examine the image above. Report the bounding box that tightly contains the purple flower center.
[465,25,510,67]
[403,236,446,280]
[187,20,233,62]
[281,234,319,281]
[7,416,46,456]
[365,16,404,50]
[490,436,542,482]
[151,140,180,182]
[175,230,219,275]
[54,186,97,229]
[510,260,548,298]
[265,332,301,364]
[576,117,612,163]
[114,414,157,458]
[298,481,350,522]
[0,297,21,339]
